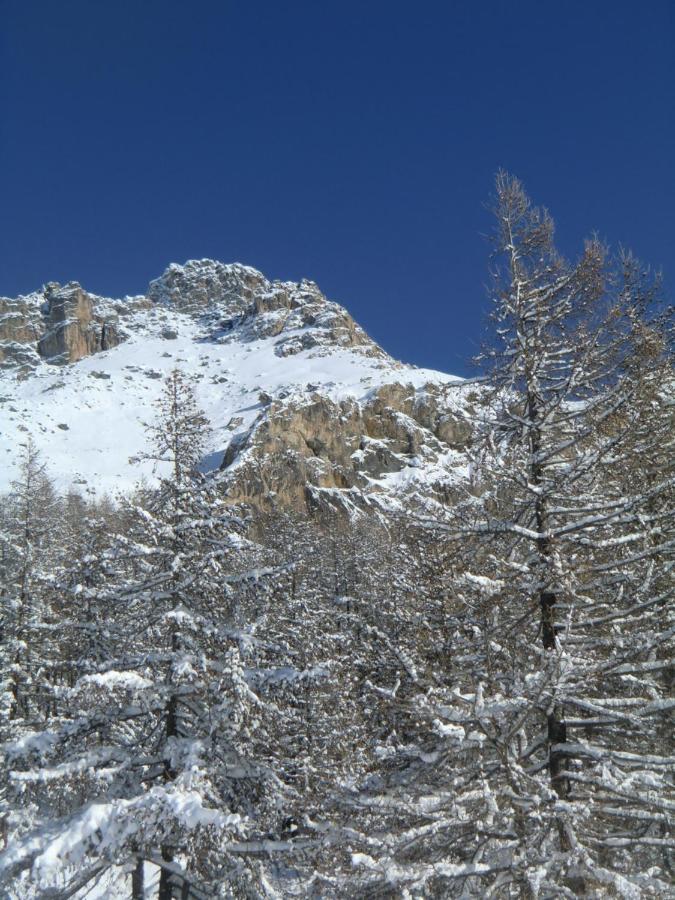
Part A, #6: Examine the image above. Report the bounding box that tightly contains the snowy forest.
[1,174,673,898]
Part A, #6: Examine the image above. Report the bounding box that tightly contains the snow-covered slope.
[0,261,473,507]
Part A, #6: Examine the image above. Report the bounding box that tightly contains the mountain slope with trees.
[0,176,672,898]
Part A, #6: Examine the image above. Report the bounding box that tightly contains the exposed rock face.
[0,282,133,373]
[0,260,381,375]
[221,381,475,513]
[36,283,123,364]
[148,260,268,314]
[150,260,381,358]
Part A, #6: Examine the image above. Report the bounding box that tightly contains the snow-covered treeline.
[0,175,672,898]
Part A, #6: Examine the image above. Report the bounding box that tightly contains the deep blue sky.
[1,1,673,374]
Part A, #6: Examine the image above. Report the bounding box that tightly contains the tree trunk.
[539,591,556,651]
[131,858,144,900]
[530,399,569,801]
[547,707,567,791]
[157,848,174,900]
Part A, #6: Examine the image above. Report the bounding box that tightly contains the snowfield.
[0,300,463,497]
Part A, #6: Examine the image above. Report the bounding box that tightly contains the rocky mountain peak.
[146,259,380,360]
[147,260,269,314]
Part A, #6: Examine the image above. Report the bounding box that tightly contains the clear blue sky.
[1,1,673,374]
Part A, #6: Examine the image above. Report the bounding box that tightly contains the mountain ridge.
[0,260,473,512]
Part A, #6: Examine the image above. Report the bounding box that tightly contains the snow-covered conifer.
[0,438,59,723]
[0,372,293,898]
[344,174,674,897]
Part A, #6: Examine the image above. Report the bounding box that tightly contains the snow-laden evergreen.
[340,174,674,898]
[1,373,300,898]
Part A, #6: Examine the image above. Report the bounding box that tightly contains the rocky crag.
[0,282,137,371]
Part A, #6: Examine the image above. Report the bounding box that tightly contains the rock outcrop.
[0,260,381,375]
[0,282,141,373]
[36,283,124,364]
[0,293,44,370]
[147,260,268,314]
[150,260,381,358]
[220,381,476,513]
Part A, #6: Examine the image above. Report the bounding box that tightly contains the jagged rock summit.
[148,260,381,357]
[0,260,379,373]
[0,261,474,512]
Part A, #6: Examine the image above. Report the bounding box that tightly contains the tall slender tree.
[345,174,674,897]
[0,438,59,723]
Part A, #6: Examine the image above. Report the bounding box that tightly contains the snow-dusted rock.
[0,282,147,373]
[218,380,475,514]
[36,283,125,364]
[147,259,268,314]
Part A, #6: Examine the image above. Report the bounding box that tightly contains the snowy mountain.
[0,260,474,510]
